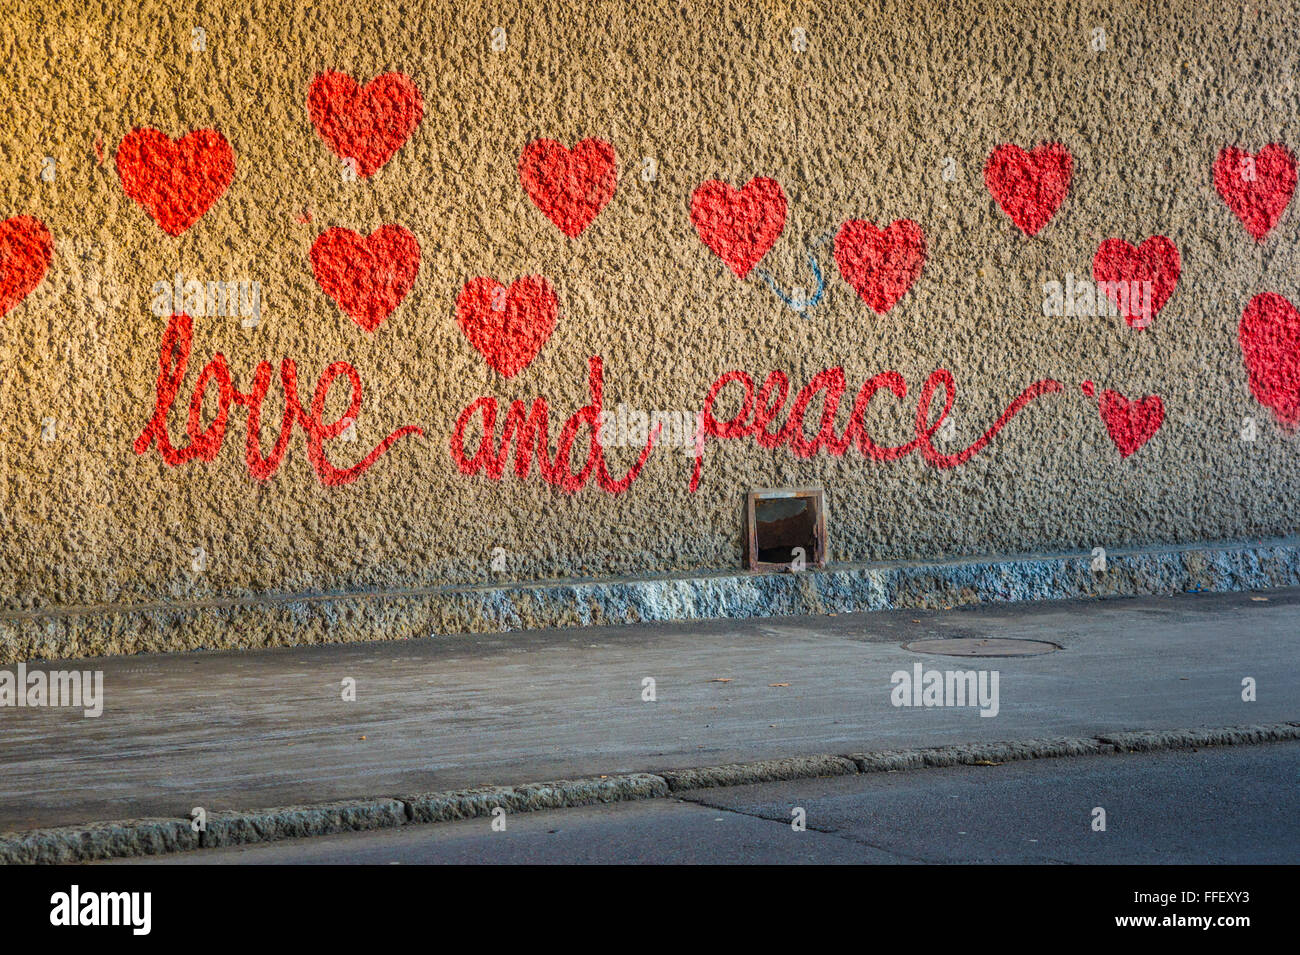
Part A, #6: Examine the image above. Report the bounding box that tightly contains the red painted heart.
[690,176,787,278]
[1092,236,1180,329]
[1239,292,1300,431]
[457,276,558,378]
[1214,144,1296,242]
[310,225,421,332]
[116,128,235,236]
[0,216,52,319]
[1098,389,1164,458]
[308,71,424,178]
[984,142,1073,236]
[519,138,618,238]
[833,219,927,313]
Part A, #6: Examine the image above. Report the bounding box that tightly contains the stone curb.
[1097,723,1300,752]
[402,773,670,823]
[659,755,859,792]
[846,734,1115,772]
[199,798,408,849]
[0,817,199,865]
[3,722,1297,864]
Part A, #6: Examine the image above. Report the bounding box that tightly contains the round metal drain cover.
[903,637,1061,657]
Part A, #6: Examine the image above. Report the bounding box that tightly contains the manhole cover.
[902,637,1061,657]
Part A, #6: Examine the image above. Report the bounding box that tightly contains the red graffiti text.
[134,313,423,485]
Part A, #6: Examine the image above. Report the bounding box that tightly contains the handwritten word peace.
[691,366,1064,492]
[449,355,1063,495]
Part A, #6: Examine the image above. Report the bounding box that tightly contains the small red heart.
[519,138,618,238]
[308,71,424,178]
[1098,389,1164,458]
[690,176,787,278]
[984,142,1073,236]
[1092,236,1180,329]
[310,225,421,332]
[116,128,235,236]
[457,276,558,378]
[833,219,927,313]
[1214,144,1297,242]
[0,216,52,319]
[1239,292,1300,432]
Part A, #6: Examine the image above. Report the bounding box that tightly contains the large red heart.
[690,176,787,278]
[1239,292,1300,431]
[984,142,1073,236]
[310,225,421,332]
[1092,236,1180,329]
[1214,144,1296,242]
[519,138,617,238]
[308,71,424,178]
[0,216,52,319]
[116,128,235,236]
[833,219,927,313]
[1098,389,1164,458]
[457,276,557,378]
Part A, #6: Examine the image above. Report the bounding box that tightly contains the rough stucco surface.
[1,0,1299,660]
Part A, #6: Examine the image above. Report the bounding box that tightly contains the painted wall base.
[3,537,1298,664]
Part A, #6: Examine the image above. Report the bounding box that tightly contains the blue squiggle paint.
[754,230,836,315]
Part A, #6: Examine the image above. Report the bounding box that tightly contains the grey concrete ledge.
[403,773,670,824]
[661,755,859,792]
[200,798,408,849]
[4,536,1300,663]
[847,735,1115,772]
[3,722,1297,865]
[0,817,199,865]
[1097,723,1300,752]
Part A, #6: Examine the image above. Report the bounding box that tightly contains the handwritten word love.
[691,366,1064,491]
[134,313,423,485]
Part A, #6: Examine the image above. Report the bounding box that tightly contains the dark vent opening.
[746,489,826,571]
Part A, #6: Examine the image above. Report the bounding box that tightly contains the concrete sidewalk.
[2,588,1297,835]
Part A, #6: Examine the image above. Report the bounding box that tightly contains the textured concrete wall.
[1,0,1299,659]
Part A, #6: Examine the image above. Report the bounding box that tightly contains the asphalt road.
[123,740,1300,864]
